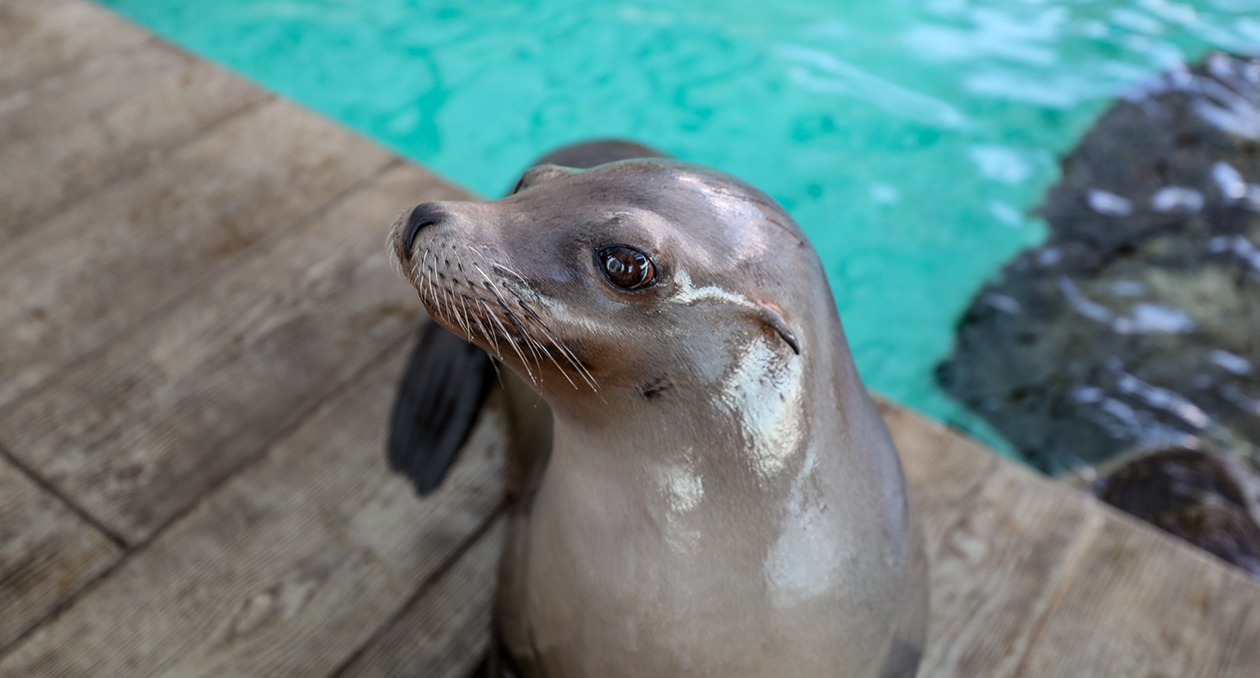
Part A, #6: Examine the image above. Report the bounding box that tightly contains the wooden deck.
[1,2,1257,676]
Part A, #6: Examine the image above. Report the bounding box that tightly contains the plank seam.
[130,330,418,545]
[0,443,127,549]
[0,331,415,660]
[327,504,509,678]
[1009,507,1105,678]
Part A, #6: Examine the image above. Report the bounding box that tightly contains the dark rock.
[1095,446,1260,577]
[937,52,1260,573]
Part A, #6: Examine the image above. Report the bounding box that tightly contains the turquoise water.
[97,0,1260,454]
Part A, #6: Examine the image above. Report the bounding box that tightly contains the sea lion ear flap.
[757,302,801,355]
[511,164,577,195]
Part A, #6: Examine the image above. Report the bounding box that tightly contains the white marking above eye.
[671,270,759,310]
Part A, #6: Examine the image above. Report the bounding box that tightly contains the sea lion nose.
[402,202,448,256]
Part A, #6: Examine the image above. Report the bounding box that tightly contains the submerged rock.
[937,52,1260,571]
[1095,445,1260,576]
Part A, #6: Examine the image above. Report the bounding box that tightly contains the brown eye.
[598,245,656,289]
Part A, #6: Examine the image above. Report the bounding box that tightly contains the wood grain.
[1207,568,1260,676]
[882,403,1093,678]
[0,97,395,412]
[0,349,508,678]
[337,519,504,678]
[920,451,1099,678]
[0,42,266,235]
[1017,508,1260,678]
[0,0,150,94]
[0,163,472,543]
[0,455,119,652]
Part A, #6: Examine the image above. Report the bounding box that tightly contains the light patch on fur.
[513,282,610,337]
[650,452,706,555]
[671,270,759,310]
[653,454,704,513]
[674,174,769,222]
[720,339,806,478]
[764,446,848,607]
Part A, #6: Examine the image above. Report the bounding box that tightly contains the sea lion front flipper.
[388,321,495,496]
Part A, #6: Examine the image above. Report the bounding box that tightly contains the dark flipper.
[466,644,522,678]
[878,638,923,678]
[388,321,495,496]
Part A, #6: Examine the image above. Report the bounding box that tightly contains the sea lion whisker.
[504,331,538,385]
[516,316,579,389]
[458,294,476,338]
[388,245,403,282]
[476,294,536,384]
[532,322,598,391]
[463,246,598,391]
[436,260,471,337]
[418,250,436,308]
[476,273,581,389]
[557,344,599,391]
[424,251,441,311]
[505,292,580,363]
[465,293,497,349]
[506,307,548,370]
[488,259,530,285]
[491,294,544,364]
[386,219,408,281]
[442,285,464,336]
[523,330,578,390]
[443,283,470,336]
[472,297,504,356]
[467,268,558,387]
[442,282,463,333]
[468,260,519,309]
[452,252,479,338]
[508,297,598,391]
[501,288,568,353]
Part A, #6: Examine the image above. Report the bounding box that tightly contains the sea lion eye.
[598,246,656,290]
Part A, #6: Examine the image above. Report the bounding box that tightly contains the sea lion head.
[390,159,835,417]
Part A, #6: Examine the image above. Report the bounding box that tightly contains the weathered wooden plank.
[0,454,120,652]
[0,98,397,412]
[0,0,151,94]
[918,448,1097,678]
[882,403,1104,678]
[0,38,186,148]
[337,520,503,678]
[0,162,472,544]
[0,42,266,233]
[0,348,507,678]
[1017,507,1260,678]
[1208,570,1260,676]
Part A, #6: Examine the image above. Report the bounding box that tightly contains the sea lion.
[388,151,927,677]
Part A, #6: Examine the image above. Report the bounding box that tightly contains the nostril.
[402,203,446,255]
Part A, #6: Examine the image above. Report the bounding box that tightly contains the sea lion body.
[390,158,926,677]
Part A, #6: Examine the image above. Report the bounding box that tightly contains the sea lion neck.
[541,333,819,489]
